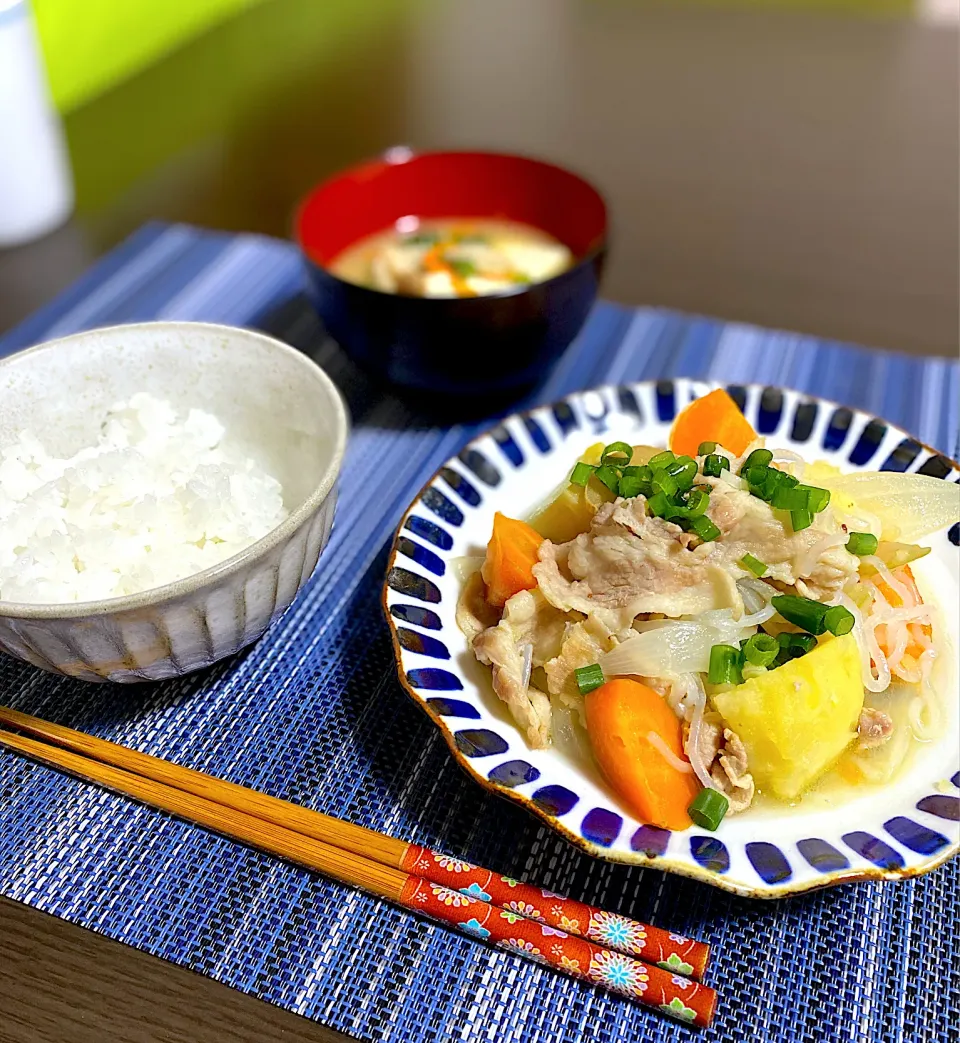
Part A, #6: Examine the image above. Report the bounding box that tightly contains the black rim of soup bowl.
[299,246,606,401]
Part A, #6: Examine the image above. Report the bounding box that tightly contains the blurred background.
[1,0,957,355]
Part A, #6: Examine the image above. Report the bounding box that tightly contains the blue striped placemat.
[0,222,956,1043]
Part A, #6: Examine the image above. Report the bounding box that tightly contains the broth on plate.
[329,218,573,298]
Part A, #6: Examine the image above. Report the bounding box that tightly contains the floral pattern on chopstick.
[400,843,709,979]
[400,876,716,1026]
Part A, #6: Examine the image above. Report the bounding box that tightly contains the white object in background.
[0,0,73,247]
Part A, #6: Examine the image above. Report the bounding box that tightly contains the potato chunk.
[712,634,864,801]
[528,443,614,543]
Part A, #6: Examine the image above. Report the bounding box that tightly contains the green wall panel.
[33,0,262,113]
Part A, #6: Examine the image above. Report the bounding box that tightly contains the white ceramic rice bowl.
[0,321,348,682]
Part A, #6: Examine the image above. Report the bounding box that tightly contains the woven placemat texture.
[0,223,956,1043]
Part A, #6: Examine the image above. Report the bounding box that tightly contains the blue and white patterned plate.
[383,381,960,898]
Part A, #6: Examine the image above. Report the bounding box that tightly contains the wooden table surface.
[0,2,957,1042]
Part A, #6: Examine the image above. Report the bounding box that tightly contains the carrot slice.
[584,678,701,830]
[873,564,931,662]
[481,512,544,608]
[670,388,757,458]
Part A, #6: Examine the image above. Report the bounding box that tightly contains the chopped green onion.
[697,441,717,456]
[688,787,729,831]
[824,604,855,637]
[774,644,793,667]
[791,508,814,532]
[623,464,653,483]
[740,553,767,577]
[846,531,878,556]
[448,258,477,278]
[682,487,710,517]
[618,465,652,499]
[702,454,730,478]
[663,495,706,522]
[740,448,773,473]
[808,488,831,514]
[796,485,831,513]
[667,457,699,491]
[772,629,818,655]
[748,468,788,504]
[755,469,782,501]
[575,663,605,695]
[403,232,441,245]
[618,476,642,498]
[594,464,621,493]
[646,491,672,518]
[570,462,595,487]
[600,441,633,467]
[651,468,678,498]
[791,633,819,654]
[708,643,743,685]
[664,454,695,474]
[772,482,809,512]
[742,632,779,667]
[618,476,644,499]
[647,450,676,470]
[777,632,818,663]
[771,594,830,635]
[763,469,788,496]
[762,468,791,498]
[686,515,721,542]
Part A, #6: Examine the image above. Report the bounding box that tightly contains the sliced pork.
[472,589,566,748]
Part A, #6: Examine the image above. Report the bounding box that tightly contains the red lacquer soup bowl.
[294,149,607,400]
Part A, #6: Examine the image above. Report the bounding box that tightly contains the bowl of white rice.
[0,321,348,682]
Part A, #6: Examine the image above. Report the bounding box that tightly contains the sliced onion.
[833,502,883,539]
[450,555,485,582]
[647,731,694,773]
[552,702,593,765]
[737,581,766,616]
[738,602,776,628]
[717,468,744,490]
[737,577,777,612]
[818,471,960,542]
[601,613,756,678]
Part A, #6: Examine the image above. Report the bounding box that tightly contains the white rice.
[0,392,287,603]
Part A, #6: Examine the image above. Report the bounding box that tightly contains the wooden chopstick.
[0,724,407,895]
[0,708,716,1026]
[0,705,710,980]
